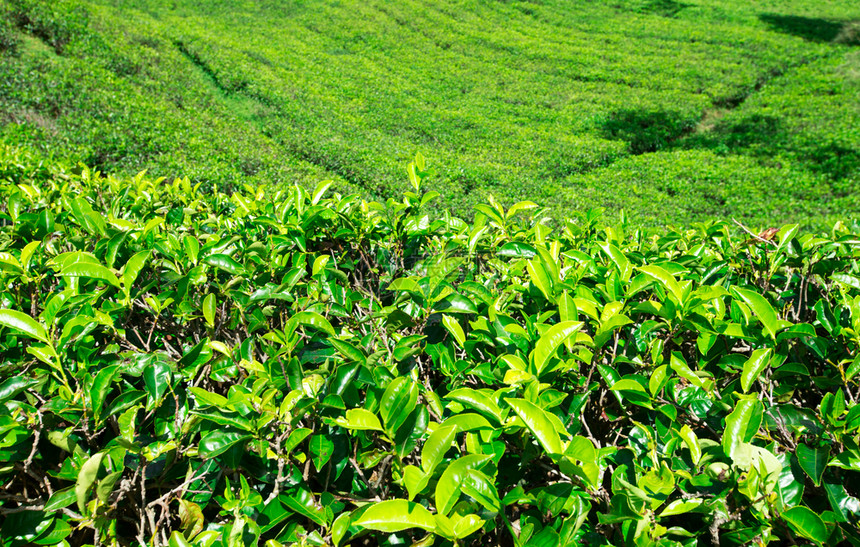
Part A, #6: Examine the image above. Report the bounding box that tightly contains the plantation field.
[1,0,859,228]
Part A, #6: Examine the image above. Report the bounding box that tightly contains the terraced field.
[1,0,858,227]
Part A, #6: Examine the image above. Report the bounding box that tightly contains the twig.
[732,219,777,248]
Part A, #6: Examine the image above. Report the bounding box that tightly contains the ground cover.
[0,0,858,228]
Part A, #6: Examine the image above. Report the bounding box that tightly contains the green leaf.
[782,506,828,545]
[183,236,200,264]
[845,354,860,382]
[531,321,583,377]
[506,200,539,219]
[198,430,252,459]
[121,250,150,291]
[594,314,633,349]
[421,425,457,475]
[441,314,466,347]
[434,293,477,314]
[284,487,327,526]
[202,293,217,328]
[61,262,121,288]
[336,408,384,431]
[0,376,37,403]
[609,379,653,409]
[75,452,104,513]
[310,435,334,472]
[43,486,77,512]
[90,364,121,425]
[669,352,706,390]
[832,273,860,291]
[286,311,335,336]
[143,360,172,406]
[599,242,632,281]
[639,265,684,304]
[284,428,313,457]
[731,287,783,340]
[741,348,773,393]
[168,532,193,547]
[354,500,436,533]
[462,469,502,513]
[678,425,701,466]
[796,444,830,487]
[823,482,860,522]
[446,388,504,424]
[202,253,245,275]
[0,309,49,343]
[379,377,418,436]
[659,498,704,517]
[505,398,563,456]
[435,454,492,515]
[722,398,763,460]
[497,242,537,259]
[330,338,366,365]
[527,257,554,300]
[97,470,123,502]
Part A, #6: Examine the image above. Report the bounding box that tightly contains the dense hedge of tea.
[0,148,859,546]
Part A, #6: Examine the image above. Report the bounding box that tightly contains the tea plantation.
[1,0,860,546]
[0,0,858,227]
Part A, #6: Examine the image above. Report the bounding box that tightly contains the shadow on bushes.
[598,109,697,155]
[759,13,860,46]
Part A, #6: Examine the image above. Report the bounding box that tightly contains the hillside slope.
[1,0,858,228]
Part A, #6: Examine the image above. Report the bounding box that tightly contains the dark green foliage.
[0,148,859,546]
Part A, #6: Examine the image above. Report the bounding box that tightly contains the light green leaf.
[782,506,827,545]
[599,242,632,282]
[441,314,466,347]
[659,498,704,517]
[639,265,684,304]
[731,287,783,340]
[832,273,860,291]
[0,309,49,343]
[76,452,105,513]
[379,377,418,436]
[354,500,435,533]
[435,454,491,515]
[202,293,217,328]
[678,425,701,466]
[121,250,150,291]
[505,398,563,456]
[403,466,429,500]
[421,425,457,475]
[723,398,763,460]
[336,408,384,432]
[286,311,335,336]
[527,257,554,301]
[61,262,121,288]
[741,348,773,393]
[446,388,504,424]
[531,321,583,377]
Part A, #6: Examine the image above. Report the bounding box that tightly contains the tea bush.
[1,148,859,546]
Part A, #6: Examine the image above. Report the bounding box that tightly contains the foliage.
[0,148,859,546]
[0,0,858,228]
